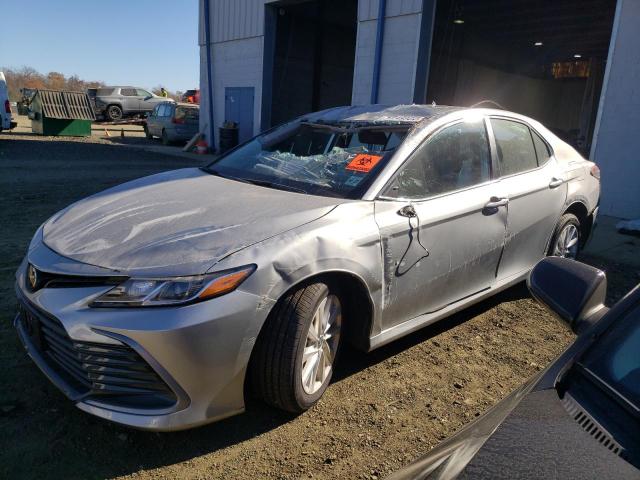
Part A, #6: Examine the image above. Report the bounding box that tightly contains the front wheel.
[251,282,342,413]
[161,129,171,145]
[548,213,581,259]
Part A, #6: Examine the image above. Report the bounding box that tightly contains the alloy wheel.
[553,224,579,258]
[301,294,341,395]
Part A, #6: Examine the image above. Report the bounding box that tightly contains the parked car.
[145,102,199,145]
[92,86,172,121]
[14,105,600,431]
[389,256,640,479]
[181,89,200,104]
[0,72,16,131]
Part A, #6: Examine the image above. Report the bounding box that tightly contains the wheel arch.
[564,200,592,247]
[265,269,375,352]
[243,268,376,404]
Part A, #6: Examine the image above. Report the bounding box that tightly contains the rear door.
[374,117,507,328]
[119,88,139,114]
[489,117,567,280]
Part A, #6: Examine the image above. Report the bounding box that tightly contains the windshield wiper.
[203,167,309,194]
[202,167,253,185]
[243,179,308,194]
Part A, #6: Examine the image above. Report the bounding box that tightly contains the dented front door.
[374,184,507,330]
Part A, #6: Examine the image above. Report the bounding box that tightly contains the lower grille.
[18,301,177,409]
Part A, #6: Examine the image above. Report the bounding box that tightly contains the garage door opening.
[266,0,357,128]
[427,0,617,156]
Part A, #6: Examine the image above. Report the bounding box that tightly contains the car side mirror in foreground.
[528,257,607,335]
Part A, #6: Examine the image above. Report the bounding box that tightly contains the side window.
[532,130,552,165]
[150,105,159,117]
[384,120,491,199]
[491,119,538,176]
[137,89,151,97]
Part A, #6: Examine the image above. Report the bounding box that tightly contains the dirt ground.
[0,131,637,480]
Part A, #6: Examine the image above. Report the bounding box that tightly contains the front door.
[488,118,568,280]
[374,118,507,329]
[136,88,155,113]
[147,105,160,135]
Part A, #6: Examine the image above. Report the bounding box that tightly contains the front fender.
[214,201,384,338]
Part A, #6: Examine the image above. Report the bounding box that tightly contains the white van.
[0,71,14,132]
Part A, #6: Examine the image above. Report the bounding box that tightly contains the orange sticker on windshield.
[346,153,383,173]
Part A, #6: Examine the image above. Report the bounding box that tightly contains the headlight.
[90,265,255,307]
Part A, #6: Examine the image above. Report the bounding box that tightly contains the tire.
[144,125,152,139]
[106,104,123,121]
[548,213,581,259]
[251,282,343,413]
[161,129,171,146]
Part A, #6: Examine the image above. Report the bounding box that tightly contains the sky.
[0,0,199,92]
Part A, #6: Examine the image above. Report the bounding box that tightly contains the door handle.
[549,178,564,188]
[397,205,417,218]
[484,197,509,209]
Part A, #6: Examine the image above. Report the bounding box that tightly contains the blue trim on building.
[370,0,387,104]
[203,0,215,150]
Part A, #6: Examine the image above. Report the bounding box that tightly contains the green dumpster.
[29,89,95,136]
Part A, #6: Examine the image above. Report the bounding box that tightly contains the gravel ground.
[0,132,637,480]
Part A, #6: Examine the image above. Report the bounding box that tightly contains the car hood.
[43,168,342,276]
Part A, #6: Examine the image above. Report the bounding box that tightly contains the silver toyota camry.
[14,105,600,430]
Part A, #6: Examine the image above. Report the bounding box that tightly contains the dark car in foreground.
[389,257,640,480]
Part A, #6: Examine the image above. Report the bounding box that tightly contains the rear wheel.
[549,213,581,259]
[251,282,342,412]
[106,104,123,121]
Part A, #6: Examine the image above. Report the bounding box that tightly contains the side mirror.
[528,257,607,335]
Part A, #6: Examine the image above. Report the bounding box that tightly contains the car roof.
[102,86,148,90]
[301,104,465,126]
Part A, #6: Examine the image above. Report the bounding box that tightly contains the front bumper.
[14,257,273,431]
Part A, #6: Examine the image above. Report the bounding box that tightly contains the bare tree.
[1,66,104,100]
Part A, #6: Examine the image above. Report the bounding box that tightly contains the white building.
[199,0,640,218]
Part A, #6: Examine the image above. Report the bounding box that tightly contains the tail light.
[172,117,185,124]
[590,164,601,180]
[4,100,10,114]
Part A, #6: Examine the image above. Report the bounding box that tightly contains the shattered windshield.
[204,122,409,198]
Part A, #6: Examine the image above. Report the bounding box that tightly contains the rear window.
[532,130,552,164]
[491,118,538,176]
[96,88,115,96]
[120,88,137,96]
[175,107,199,123]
